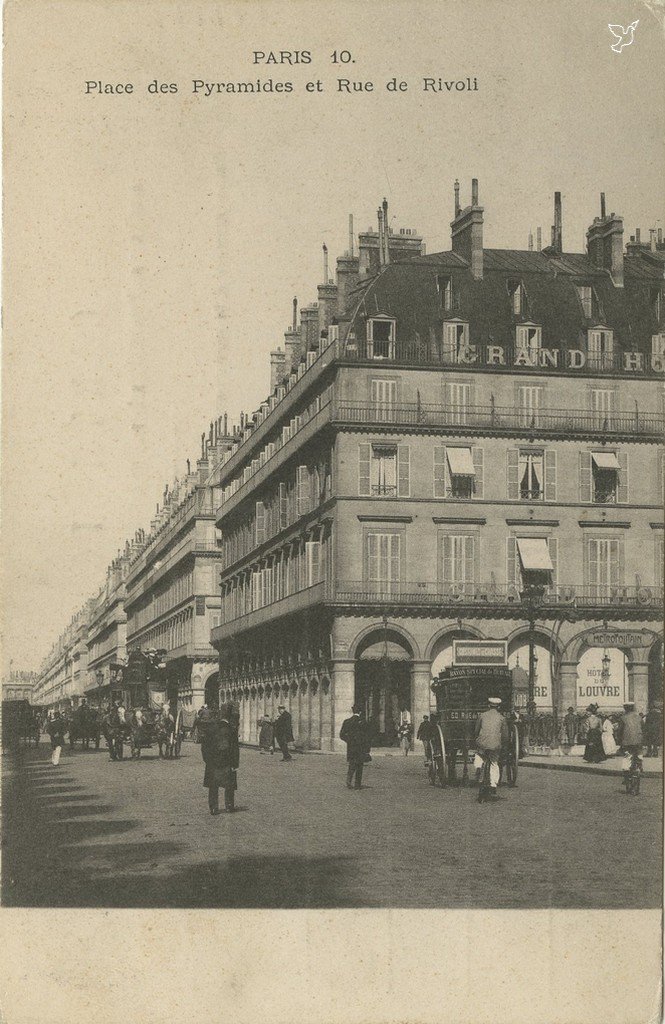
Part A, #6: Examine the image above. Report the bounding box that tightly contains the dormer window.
[442,320,469,362]
[508,280,526,316]
[587,328,614,370]
[576,285,600,320]
[652,334,665,372]
[367,317,395,359]
[650,287,662,322]
[515,324,542,361]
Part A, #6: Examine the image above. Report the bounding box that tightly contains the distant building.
[2,670,38,702]
[210,184,664,750]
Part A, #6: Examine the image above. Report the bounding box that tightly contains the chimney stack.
[454,179,460,217]
[450,178,484,279]
[322,243,329,284]
[586,195,624,287]
[528,231,534,252]
[650,228,657,252]
[292,296,298,331]
[348,214,354,256]
[600,193,606,218]
[382,198,390,265]
[270,348,288,390]
[537,227,542,251]
[553,191,563,254]
[636,228,641,243]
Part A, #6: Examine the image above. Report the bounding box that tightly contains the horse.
[69,707,102,750]
[156,714,176,758]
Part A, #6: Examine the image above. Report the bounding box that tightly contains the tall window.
[518,450,544,500]
[366,532,401,595]
[590,451,621,504]
[370,445,397,495]
[586,537,622,598]
[367,318,395,359]
[515,325,542,361]
[576,285,598,319]
[517,385,543,426]
[590,389,616,428]
[444,380,473,425]
[441,534,476,595]
[587,329,615,370]
[437,274,452,311]
[305,540,322,587]
[435,446,483,499]
[442,321,470,362]
[370,379,396,422]
[652,334,665,371]
[651,287,662,322]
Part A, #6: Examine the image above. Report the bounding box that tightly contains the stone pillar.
[559,661,579,714]
[331,660,355,752]
[411,660,432,750]
[320,679,333,751]
[310,680,321,750]
[627,652,651,713]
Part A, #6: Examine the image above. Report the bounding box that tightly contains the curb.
[521,759,662,779]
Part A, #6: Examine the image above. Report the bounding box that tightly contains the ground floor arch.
[354,628,413,747]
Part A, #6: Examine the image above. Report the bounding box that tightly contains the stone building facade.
[211,184,664,751]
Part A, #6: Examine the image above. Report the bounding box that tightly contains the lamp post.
[520,582,546,706]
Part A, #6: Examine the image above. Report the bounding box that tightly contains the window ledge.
[506,518,560,526]
[433,515,487,525]
[357,514,413,523]
[577,520,631,529]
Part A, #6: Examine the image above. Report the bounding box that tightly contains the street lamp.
[520,581,546,706]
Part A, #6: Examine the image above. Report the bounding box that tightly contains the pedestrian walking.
[473,696,509,798]
[273,705,294,761]
[601,714,618,757]
[46,711,66,766]
[258,714,274,754]
[583,704,605,763]
[201,703,240,815]
[616,701,643,785]
[398,719,412,755]
[340,704,371,789]
[563,706,577,746]
[644,704,662,758]
[417,715,431,764]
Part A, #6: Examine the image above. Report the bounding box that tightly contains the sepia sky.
[3,0,664,672]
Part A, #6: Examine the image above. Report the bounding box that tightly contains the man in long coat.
[273,705,294,761]
[474,697,509,797]
[201,703,240,814]
[340,704,371,789]
[616,701,643,782]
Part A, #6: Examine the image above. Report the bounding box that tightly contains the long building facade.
[210,184,665,751]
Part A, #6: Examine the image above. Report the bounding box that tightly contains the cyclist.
[474,696,509,800]
[616,701,643,790]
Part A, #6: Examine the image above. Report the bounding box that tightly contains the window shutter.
[306,541,320,586]
[397,446,411,497]
[472,447,484,498]
[618,451,629,504]
[616,539,624,586]
[366,533,378,583]
[297,465,310,516]
[507,449,519,500]
[544,449,557,502]
[279,482,288,529]
[358,443,371,496]
[548,537,558,588]
[507,536,517,587]
[580,451,592,502]
[255,501,266,545]
[464,536,475,586]
[390,534,401,585]
[434,446,446,498]
[586,538,598,588]
[442,535,453,583]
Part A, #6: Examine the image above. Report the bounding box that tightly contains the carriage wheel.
[506,724,519,787]
[434,726,447,788]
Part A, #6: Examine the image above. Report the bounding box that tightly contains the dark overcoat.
[339,715,371,763]
[201,719,239,790]
[273,711,294,744]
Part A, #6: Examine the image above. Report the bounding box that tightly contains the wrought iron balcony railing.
[333,401,665,439]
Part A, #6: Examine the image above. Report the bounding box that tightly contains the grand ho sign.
[453,346,664,373]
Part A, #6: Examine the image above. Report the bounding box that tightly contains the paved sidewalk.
[521,754,662,778]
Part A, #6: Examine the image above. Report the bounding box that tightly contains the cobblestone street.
[2,739,661,909]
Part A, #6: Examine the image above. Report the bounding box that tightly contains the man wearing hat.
[273,704,294,761]
[340,704,371,790]
[200,703,240,814]
[616,701,643,784]
[474,697,509,797]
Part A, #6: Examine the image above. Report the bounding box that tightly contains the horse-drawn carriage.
[1,699,41,752]
[428,645,520,788]
[69,704,102,750]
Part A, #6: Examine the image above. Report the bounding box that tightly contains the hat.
[623,701,635,709]
[277,704,285,710]
[488,697,502,706]
[567,707,574,712]
[352,704,363,714]
[586,703,599,712]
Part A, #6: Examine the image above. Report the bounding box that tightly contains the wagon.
[428,663,520,787]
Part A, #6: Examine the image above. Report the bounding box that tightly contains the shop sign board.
[453,640,507,667]
[586,630,652,650]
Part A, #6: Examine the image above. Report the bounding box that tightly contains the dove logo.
[608,20,639,53]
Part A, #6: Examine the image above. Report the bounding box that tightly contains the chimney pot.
[454,179,460,216]
[554,191,562,253]
[536,227,542,251]
[600,192,606,218]
[636,228,641,243]
[471,178,479,206]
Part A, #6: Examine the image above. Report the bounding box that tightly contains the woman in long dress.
[583,704,605,762]
[601,715,618,756]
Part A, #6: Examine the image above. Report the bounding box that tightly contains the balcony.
[212,580,328,640]
[332,581,664,615]
[333,401,665,441]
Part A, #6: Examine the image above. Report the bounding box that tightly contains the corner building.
[211,183,664,751]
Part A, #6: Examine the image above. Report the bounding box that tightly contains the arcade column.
[331,659,355,752]
[627,647,651,712]
[558,660,579,713]
[411,661,432,744]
